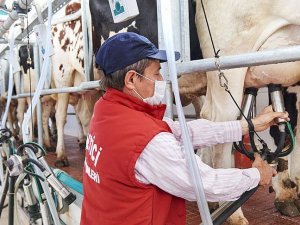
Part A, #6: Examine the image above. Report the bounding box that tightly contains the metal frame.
[1,1,300,225]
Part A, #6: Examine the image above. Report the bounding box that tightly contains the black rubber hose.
[268,131,286,162]
[0,171,9,217]
[8,176,17,225]
[233,140,254,161]
[22,158,45,172]
[276,131,293,158]
[212,186,259,225]
[16,143,39,156]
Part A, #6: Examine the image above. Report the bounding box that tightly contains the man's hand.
[252,153,277,186]
[240,105,290,135]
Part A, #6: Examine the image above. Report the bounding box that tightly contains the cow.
[194,0,300,223]
[3,45,57,149]
[50,1,102,166]
[16,45,37,143]
[0,51,23,138]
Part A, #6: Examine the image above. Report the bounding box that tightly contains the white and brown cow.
[50,1,102,166]
[0,55,19,137]
[195,0,300,223]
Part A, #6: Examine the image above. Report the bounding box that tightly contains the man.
[80,32,289,225]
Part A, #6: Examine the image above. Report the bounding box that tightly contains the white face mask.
[134,73,167,106]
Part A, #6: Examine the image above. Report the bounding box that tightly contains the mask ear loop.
[135,72,155,82]
[132,72,151,100]
[132,89,145,101]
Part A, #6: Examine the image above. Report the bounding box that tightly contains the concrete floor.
[0,202,9,225]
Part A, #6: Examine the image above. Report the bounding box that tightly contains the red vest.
[80,89,186,225]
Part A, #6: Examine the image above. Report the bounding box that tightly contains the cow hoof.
[16,139,23,146]
[78,142,86,150]
[55,158,70,167]
[226,216,248,225]
[13,135,19,141]
[45,146,56,152]
[294,199,300,211]
[274,200,300,217]
[51,135,57,143]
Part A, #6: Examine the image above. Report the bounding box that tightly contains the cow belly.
[245,25,300,88]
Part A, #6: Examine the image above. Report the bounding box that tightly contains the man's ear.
[124,70,137,90]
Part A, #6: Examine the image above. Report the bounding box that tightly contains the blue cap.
[95,32,180,75]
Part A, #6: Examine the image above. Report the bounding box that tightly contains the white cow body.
[195,0,300,223]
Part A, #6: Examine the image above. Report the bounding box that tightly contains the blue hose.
[53,169,83,195]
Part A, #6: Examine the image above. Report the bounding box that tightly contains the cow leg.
[50,109,57,143]
[74,97,94,150]
[74,109,85,150]
[271,87,300,216]
[55,93,69,167]
[192,96,205,119]
[200,69,249,225]
[16,98,26,142]
[42,97,56,152]
[272,168,299,217]
[11,100,20,137]
[7,105,15,135]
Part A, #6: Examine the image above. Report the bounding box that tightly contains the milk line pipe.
[21,1,61,224]
[159,0,213,224]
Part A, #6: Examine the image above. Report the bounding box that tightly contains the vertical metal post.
[158,0,213,224]
[157,0,174,119]
[158,0,190,119]
[82,0,93,81]
[164,80,173,119]
[0,61,4,96]
[180,0,190,61]
[34,44,43,146]
[8,176,16,225]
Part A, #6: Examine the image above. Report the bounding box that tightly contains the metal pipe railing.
[6,45,300,99]
[9,80,101,99]
[177,45,300,75]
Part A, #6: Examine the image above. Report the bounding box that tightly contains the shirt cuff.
[224,120,242,142]
[242,168,260,190]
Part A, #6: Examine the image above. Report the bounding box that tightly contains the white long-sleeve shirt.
[135,117,260,202]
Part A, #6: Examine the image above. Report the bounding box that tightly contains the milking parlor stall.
[0,0,300,224]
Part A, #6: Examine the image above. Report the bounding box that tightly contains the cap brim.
[148,50,180,62]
